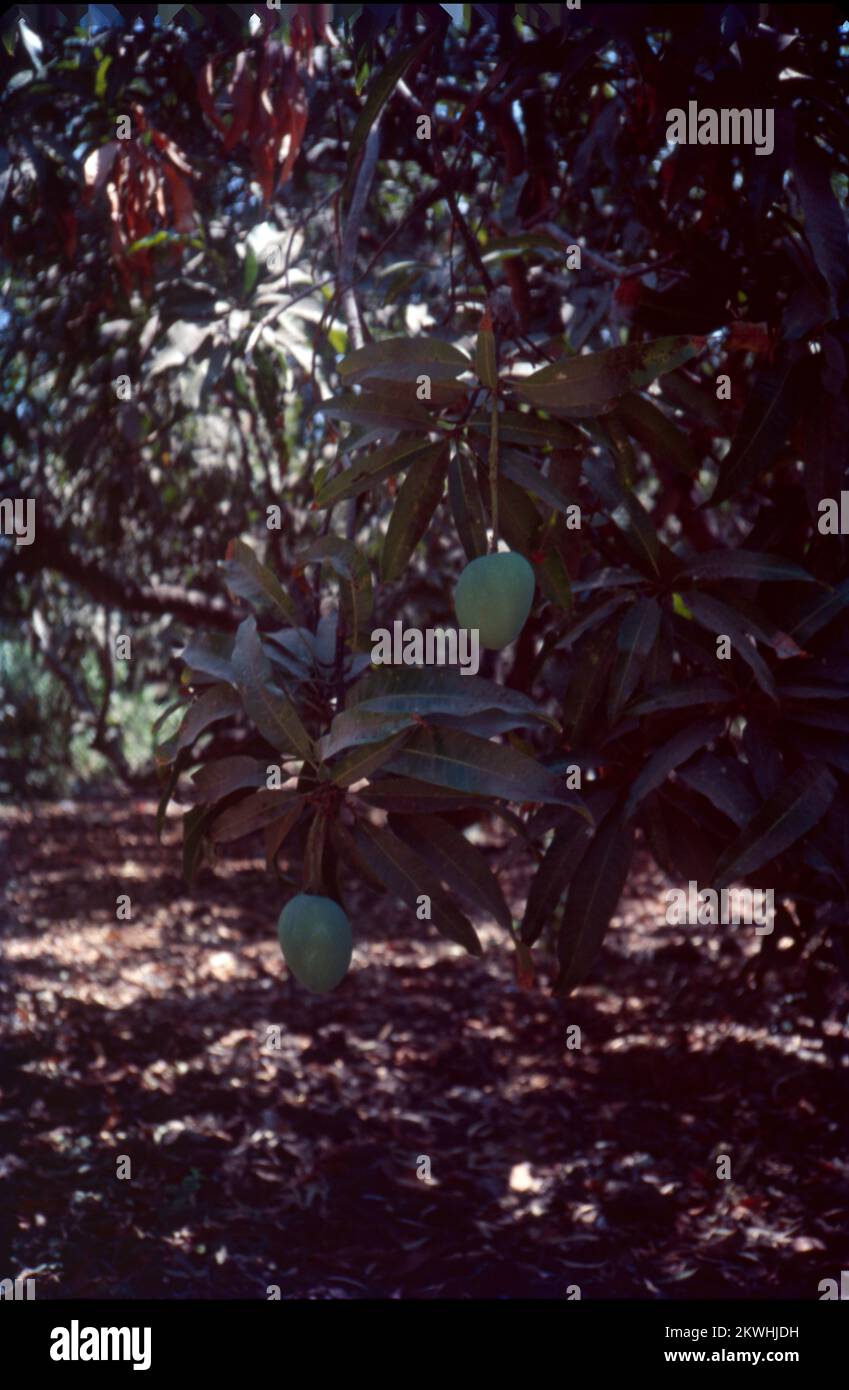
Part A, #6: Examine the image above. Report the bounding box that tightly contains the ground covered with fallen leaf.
[1,799,847,1299]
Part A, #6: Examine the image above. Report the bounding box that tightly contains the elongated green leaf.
[354,821,483,955]
[557,592,631,651]
[676,753,760,829]
[358,776,489,814]
[522,818,595,946]
[182,805,211,887]
[319,708,416,760]
[449,444,488,561]
[191,755,269,802]
[624,718,726,817]
[713,764,836,888]
[607,598,662,723]
[153,698,186,737]
[561,621,618,744]
[347,665,554,726]
[318,390,434,432]
[789,576,849,644]
[707,356,803,506]
[265,797,305,869]
[468,410,584,449]
[209,789,296,843]
[314,437,440,507]
[515,336,704,415]
[680,592,776,700]
[500,448,579,520]
[163,683,241,760]
[222,538,297,624]
[299,537,373,647]
[677,551,817,585]
[330,729,414,787]
[342,31,435,204]
[381,444,448,581]
[627,677,735,717]
[614,392,699,476]
[394,814,512,931]
[386,726,592,814]
[155,748,188,841]
[556,815,635,995]
[339,336,472,385]
[583,453,666,577]
[180,639,237,687]
[232,617,314,762]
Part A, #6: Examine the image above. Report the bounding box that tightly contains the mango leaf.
[572,568,646,594]
[393,814,512,931]
[680,592,776,700]
[209,789,297,843]
[317,390,434,432]
[358,776,490,814]
[522,818,595,946]
[353,822,483,955]
[583,452,669,577]
[557,592,631,651]
[677,551,817,585]
[385,726,592,814]
[347,666,554,727]
[713,764,837,888]
[561,621,619,744]
[627,677,735,717]
[222,538,298,624]
[792,141,849,311]
[500,447,579,520]
[232,617,314,762]
[162,683,241,760]
[342,30,435,205]
[707,355,803,506]
[789,576,849,645]
[381,444,448,581]
[180,638,237,687]
[191,755,269,802]
[155,748,189,841]
[319,708,416,760]
[329,729,414,787]
[299,536,373,647]
[265,797,305,869]
[339,336,472,385]
[449,444,489,561]
[624,718,726,817]
[468,410,584,449]
[556,815,635,995]
[607,598,662,723]
[314,437,441,507]
[514,336,704,415]
[182,806,212,887]
[614,392,698,476]
[676,753,761,829]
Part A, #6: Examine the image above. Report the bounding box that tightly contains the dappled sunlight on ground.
[1,800,847,1299]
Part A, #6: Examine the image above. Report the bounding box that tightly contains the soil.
[1,799,847,1299]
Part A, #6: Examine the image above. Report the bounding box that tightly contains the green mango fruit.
[454,550,536,650]
[277,893,353,993]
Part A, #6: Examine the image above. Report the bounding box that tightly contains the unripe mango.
[277,893,353,994]
[454,550,535,650]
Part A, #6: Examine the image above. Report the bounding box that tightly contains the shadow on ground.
[1,799,847,1299]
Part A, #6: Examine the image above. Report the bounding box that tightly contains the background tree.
[1,1,847,994]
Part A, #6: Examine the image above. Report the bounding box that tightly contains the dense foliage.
[2,3,848,993]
